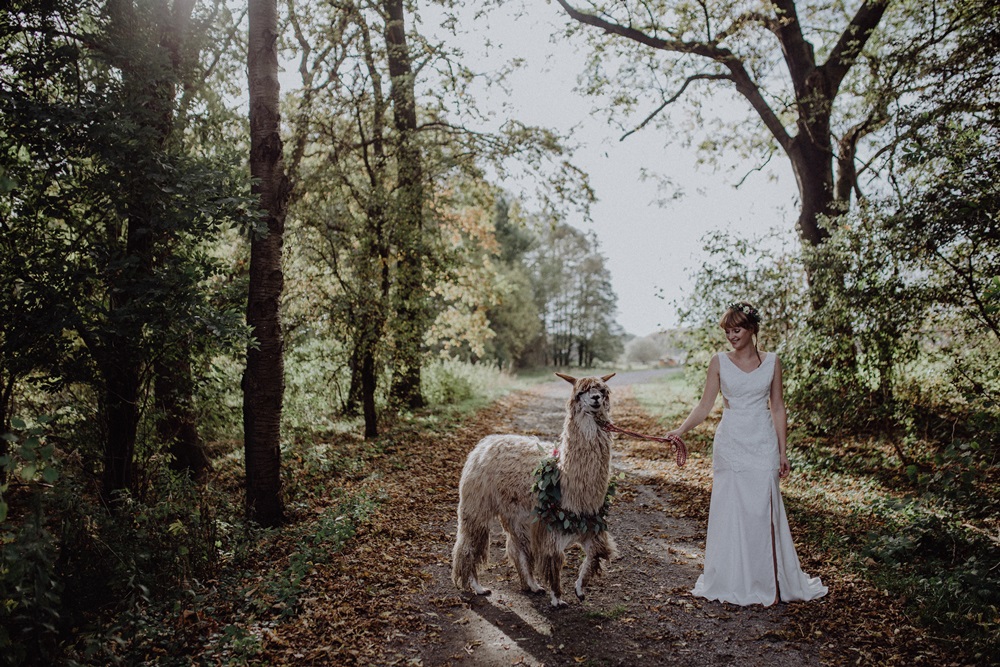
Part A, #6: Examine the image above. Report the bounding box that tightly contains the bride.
[666,301,827,606]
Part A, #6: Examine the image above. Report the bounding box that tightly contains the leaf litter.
[201,380,976,666]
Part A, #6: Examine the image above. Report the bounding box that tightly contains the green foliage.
[210,624,263,665]
[786,210,930,437]
[481,197,543,369]
[0,417,61,666]
[483,263,543,368]
[422,358,521,409]
[676,227,808,383]
[282,336,352,437]
[1,0,252,500]
[862,493,1000,657]
[679,206,998,447]
[192,352,246,445]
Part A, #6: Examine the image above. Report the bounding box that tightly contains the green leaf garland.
[531,456,617,535]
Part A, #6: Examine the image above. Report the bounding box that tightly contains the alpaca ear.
[600,373,616,382]
[555,372,577,384]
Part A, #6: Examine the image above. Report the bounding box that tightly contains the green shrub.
[863,496,1000,657]
[282,336,353,437]
[0,417,62,666]
[422,358,519,408]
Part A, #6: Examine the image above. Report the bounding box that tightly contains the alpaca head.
[555,372,615,422]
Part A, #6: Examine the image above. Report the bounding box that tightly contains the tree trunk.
[345,342,363,416]
[102,343,142,501]
[245,0,289,527]
[358,228,390,438]
[383,0,426,410]
[361,346,378,439]
[99,0,202,502]
[155,356,212,479]
[1,373,13,485]
[788,135,837,248]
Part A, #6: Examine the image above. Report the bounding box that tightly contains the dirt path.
[263,372,957,666]
[396,375,824,667]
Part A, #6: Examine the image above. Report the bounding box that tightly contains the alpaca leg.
[575,532,616,601]
[504,529,543,593]
[451,515,492,596]
[540,551,567,608]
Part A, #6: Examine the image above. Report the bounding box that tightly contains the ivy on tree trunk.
[384,0,427,410]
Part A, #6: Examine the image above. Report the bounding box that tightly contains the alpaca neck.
[558,413,612,514]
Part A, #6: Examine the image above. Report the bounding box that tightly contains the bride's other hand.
[779,454,790,478]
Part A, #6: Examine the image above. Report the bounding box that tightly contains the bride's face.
[724,326,752,350]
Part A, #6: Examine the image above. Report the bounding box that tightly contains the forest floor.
[243,372,974,667]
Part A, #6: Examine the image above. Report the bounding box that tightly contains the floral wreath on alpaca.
[727,301,761,325]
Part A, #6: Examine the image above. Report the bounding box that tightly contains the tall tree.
[283,0,393,437]
[115,0,215,483]
[483,197,542,369]
[279,0,595,430]
[527,221,620,367]
[245,0,289,526]
[383,0,427,409]
[1,0,247,498]
[101,0,217,497]
[554,0,891,251]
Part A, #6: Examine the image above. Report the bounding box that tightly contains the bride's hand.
[779,453,790,478]
[665,430,687,468]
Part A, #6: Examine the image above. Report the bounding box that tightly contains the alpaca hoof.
[470,580,491,596]
[550,597,569,609]
[576,591,585,601]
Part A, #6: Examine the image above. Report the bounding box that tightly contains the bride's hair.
[720,301,761,361]
[719,301,760,334]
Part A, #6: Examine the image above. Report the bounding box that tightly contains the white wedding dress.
[691,352,828,606]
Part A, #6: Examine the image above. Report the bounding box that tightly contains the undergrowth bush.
[248,492,377,621]
[282,336,352,438]
[863,494,1000,659]
[194,353,245,444]
[1,413,240,666]
[1,417,63,666]
[422,358,519,408]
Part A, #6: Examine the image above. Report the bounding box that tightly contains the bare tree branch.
[734,150,776,188]
[620,73,732,141]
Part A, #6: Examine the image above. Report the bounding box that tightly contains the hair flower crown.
[727,301,761,325]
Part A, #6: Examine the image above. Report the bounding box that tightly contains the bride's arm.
[771,355,790,478]
[667,354,721,438]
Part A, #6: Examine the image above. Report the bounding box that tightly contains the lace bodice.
[719,352,775,411]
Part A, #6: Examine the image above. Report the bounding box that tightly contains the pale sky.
[420,3,800,336]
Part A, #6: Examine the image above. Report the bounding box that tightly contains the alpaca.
[451,372,619,607]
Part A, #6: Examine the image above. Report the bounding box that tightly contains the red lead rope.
[600,421,688,468]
